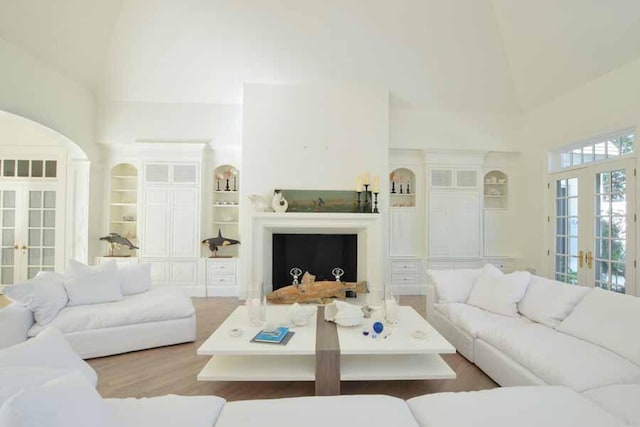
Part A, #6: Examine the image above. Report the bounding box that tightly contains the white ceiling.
[1,0,640,112]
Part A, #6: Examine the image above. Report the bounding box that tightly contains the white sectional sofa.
[426,264,640,425]
[0,260,196,358]
[0,303,637,426]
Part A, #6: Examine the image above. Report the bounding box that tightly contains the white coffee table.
[197,304,456,393]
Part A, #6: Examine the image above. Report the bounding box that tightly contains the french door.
[551,159,636,294]
[0,183,61,284]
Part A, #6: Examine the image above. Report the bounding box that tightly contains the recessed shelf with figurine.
[483,170,508,210]
[109,163,139,257]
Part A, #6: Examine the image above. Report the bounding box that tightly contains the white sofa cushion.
[557,288,640,366]
[0,371,114,427]
[64,259,123,306]
[583,384,640,426]
[478,322,640,391]
[407,386,621,427]
[467,267,531,317]
[2,271,67,326]
[0,327,97,386]
[119,263,152,296]
[28,287,195,336]
[434,302,530,338]
[518,276,589,328]
[0,303,34,349]
[0,366,72,406]
[105,395,226,427]
[215,395,419,427]
[428,268,482,303]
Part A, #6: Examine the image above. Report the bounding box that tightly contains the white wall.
[0,38,95,158]
[98,101,241,146]
[240,83,389,296]
[390,110,523,152]
[519,56,640,276]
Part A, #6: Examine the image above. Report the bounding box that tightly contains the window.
[0,159,57,179]
[557,130,634,170]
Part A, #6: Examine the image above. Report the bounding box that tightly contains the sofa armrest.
[426,283,437,324]
[0,303,34,349]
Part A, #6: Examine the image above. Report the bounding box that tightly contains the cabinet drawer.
[391,261,418,273]
[391,274,418,285]
[209,274,236,287]
[208,261,236,274]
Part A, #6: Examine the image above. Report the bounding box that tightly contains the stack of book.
[252,327,292,344]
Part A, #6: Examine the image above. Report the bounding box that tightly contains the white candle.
[373,176,380,193]
[356,177,362,192]
[363,172,370,185]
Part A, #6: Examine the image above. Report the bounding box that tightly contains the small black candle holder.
[373,192,379,213]
[399,184,403,194]
[233,176,237,192]
[216,179,220,191]
[363,184,371,212]
[225,178,230,191]
[356,191,362,212]
[391,181,396,194]
[406,183,410,194]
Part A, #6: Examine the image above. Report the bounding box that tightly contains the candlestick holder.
[225,178,230,191]
[233,176,237,192]
[216,179,220,191]
[356,191,362,212]
[406,183,410,194]
[373,192,379,213]
[363,184,371,212]
[391,181,396,194]
[399,184,403,194]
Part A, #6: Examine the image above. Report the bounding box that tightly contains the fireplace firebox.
[272,234,357,290]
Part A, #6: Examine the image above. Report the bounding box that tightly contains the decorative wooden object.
[267,280,368,304]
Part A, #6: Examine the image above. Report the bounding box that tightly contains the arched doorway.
[0,111,90,283]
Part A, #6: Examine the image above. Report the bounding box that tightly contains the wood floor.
[89,296,497,401]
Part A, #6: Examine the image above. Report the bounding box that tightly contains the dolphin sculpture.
[99,233,139,256]
[202,230,240,257]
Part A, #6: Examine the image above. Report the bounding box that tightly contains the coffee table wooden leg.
[315,306,341,396]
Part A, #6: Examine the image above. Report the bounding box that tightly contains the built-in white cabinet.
[206,258,238,296]
[428,190,481,258]
[389,164,420,257]
[140,163,200,259]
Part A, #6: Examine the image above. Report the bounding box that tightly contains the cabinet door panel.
[173,187,198,206]
[170,261,198,285]
[142,206,170,257]
[171,207,197,257]
[148,261,169,284]
[145,188,170,206]
[390,209,417,257]
[429,191,480,257]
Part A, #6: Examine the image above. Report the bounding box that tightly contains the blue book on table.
[254,327,289,343]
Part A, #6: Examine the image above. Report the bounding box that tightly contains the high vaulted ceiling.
[1,0,640,112]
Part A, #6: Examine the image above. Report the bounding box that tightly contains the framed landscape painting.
[275,189,369,213]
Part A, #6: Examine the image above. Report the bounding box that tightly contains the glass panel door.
[26,190,56,279]
[0,190,17,284]
[590,161,635,294]
[553,175,583,285]
[551,159,635,295]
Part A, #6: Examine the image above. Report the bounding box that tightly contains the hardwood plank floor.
[89,296,497,401]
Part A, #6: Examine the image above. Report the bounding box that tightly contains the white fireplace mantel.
[248,212,384,294]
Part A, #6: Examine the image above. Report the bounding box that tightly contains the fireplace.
[245,212,383,296]
[272,234,357,290]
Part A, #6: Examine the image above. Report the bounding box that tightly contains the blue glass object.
[373,321,384,334]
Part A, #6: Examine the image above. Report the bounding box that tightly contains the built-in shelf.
[390,167,416,208]
[109,163,139,257]
[212,164,240,258]
[483,170,508,209]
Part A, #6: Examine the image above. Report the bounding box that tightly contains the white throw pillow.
[428,268,483,303]
[0,366,72,407]
[2,271,67,326]
[119,263,151,296]
[0,327,97,386]
[518,276,590,328]
[467,268,531,317]
[0,372,114,427]
[64,259,123,306]
[557,288,640,366]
